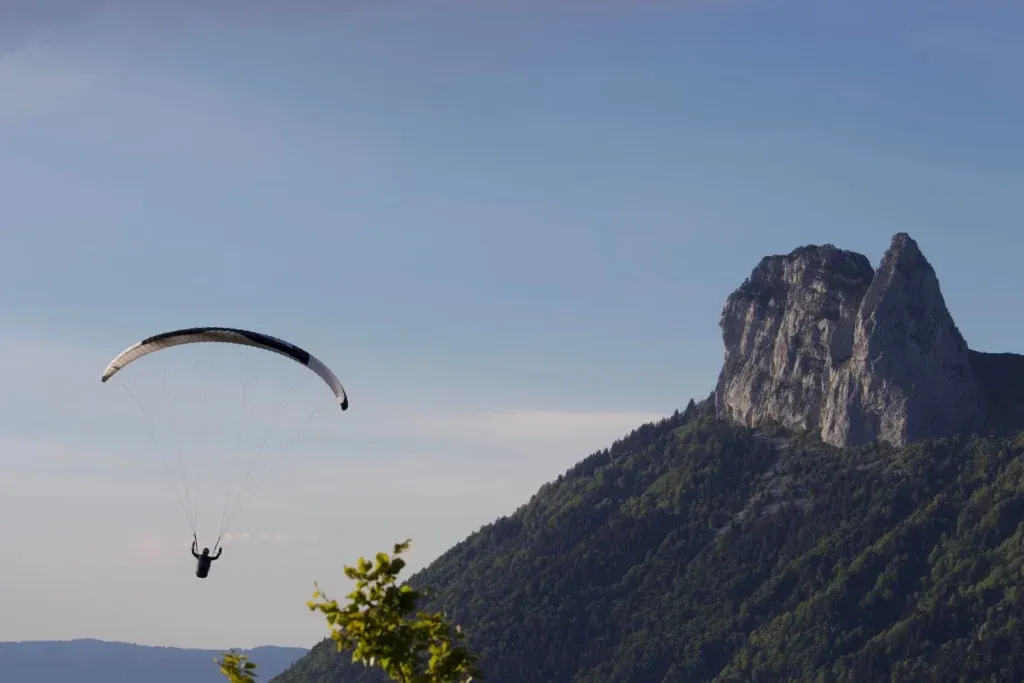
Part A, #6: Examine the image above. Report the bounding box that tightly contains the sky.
[1,0,1023,651]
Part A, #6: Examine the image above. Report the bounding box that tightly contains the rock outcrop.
[715,233,986,448]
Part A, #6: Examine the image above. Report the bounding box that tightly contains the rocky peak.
[715,233,984,448]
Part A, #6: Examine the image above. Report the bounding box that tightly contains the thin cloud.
[217,531,309,546]
[0,335,140,427]
[0,42,95,124]
[0,2,102,54]
[907,27,1024,93]
[32,67,297,168]
[0,0,383,55]
[403,408,666,443]
[0,333,667,450]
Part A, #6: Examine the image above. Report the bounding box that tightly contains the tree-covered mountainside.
[273,396,1024,683]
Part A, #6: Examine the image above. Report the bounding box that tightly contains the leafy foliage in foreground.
[306,539,481,683]
[229,541,480,683]
[274,399,1024,682]
[218,652,258,683]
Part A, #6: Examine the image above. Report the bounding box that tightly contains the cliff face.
[715,244,875,437]
[715,233,986,448]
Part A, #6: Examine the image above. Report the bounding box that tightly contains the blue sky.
[1,0,1022,650]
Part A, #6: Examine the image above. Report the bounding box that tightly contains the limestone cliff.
[715,233,988,448]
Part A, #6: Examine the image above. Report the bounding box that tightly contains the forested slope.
[274,398,1024,682]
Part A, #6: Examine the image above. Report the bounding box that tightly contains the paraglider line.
[119,380,197,537]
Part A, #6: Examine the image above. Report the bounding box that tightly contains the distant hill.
[0,639,307,683]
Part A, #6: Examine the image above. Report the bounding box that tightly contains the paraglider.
[101,327,348,577]
[192,534,222,579]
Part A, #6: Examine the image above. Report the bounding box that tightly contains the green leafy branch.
[217,651,258,683]
[218,538,482,683]
[307,539,482,683]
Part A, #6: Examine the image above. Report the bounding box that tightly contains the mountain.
[715,233,1004,448]
[0,639,307,683]
[273,234,1024,683]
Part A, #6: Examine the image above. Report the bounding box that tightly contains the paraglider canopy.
[102,326,348,410]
